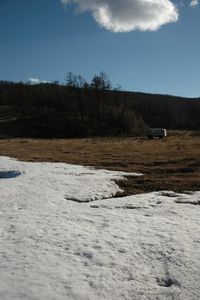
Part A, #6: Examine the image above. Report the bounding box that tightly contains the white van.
[147,128,167,139]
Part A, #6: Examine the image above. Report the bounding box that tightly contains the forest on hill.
[0,74,200,138]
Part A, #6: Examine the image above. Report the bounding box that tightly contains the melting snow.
[0,156,200,299]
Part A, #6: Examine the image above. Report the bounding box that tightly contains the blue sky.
[0,0,199,97]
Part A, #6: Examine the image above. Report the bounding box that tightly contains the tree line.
[0,73,200,138]
[64,71,113,90]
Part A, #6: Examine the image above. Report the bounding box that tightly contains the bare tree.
[91,72,112,90]
[65,72,88,88]
[65,72,76,87]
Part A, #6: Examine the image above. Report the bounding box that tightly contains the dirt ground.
[0,131,200,195]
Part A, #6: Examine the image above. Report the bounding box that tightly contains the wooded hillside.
[0,80,199,138]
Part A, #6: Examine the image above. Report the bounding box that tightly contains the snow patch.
[0,156,200,299]
[0,156,141,203]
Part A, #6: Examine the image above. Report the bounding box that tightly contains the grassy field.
[0,131,200,195]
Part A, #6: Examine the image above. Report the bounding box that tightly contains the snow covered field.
[0,156,200,300]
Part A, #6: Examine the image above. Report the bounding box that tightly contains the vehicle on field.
[147,128,167,139]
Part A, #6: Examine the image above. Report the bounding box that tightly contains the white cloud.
[190,0,198,6]
[28,78,51,85]
[28,78,40,84]
[61,0,179,32]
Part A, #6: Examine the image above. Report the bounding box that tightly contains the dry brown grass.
[0,131,200,195]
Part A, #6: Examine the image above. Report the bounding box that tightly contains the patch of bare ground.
[0,131,200,195]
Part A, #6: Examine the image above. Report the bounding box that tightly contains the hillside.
[0,81,200,138]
